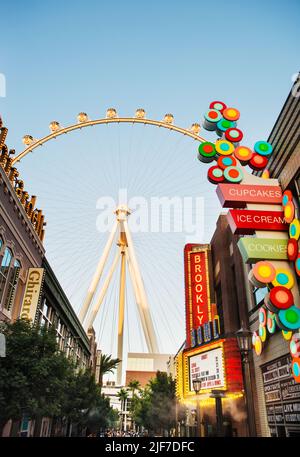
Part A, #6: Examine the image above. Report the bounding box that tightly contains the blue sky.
[1,0,300,366]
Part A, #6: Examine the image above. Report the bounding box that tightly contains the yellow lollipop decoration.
[272,269,295,289]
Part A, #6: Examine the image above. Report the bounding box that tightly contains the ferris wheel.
[12,107,227,381]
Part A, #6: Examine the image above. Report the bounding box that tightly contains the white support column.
[117,238,127,386]
[85,250,121,331]
[123,219,159,353]
[126,250,152,352]
[79,221,118,324]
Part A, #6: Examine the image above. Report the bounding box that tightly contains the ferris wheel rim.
[13,116,209,165]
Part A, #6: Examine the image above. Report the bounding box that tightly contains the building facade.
[0,118,97,437]
[39,258,91,371]
[126,352,173,388]
[0,148,45,323]
[175,242,247,437]
[249,75,300,437]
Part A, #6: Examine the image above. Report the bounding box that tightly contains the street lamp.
[192,378,202,437]
[235,327,257,437]
[209,390,225,437]
[236,327,252,360]
[192,378,202,394]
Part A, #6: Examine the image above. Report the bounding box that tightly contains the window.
[56,319,67,351]
[253,286,268,307]
[38,298,54,329]
[3,259,21,310]
[0,247,13,304]
[0,237,3,252]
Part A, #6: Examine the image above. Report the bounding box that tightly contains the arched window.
[4,258,21,311]
[0,247,13,305]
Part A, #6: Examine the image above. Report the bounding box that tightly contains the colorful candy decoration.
[202,100,272,177]
[225,127,243,144]
[215,139,235,156]
[249,153,269,171]
[234,146,253,165]
[198,142,217,163]
[259,325,267,342]
[291,357,300,383]
[284,201,295,224]
[262,169,270,179]
[217,155,237,169]
[272,269,295,289]
[223,166,244,183]
[259,307,267,326]
[216,119,236,136]
[223,107,240,122]
[209,101,227,113]
[203,109,223,131]
[267,286,294,312]
[290,334,300,358]
[277,306,300,331]
[287,239,299,261]
[289,218,300,240]
[252,331,258,346]
[207,166,225,184]
[198,101,299,375]
[282,190,293,207]
[254,141,273,157]
[295,255,300,276]
[282,330,293,341]
[266,311,276,334]
[249,261,276,287]
[253,333,263,356]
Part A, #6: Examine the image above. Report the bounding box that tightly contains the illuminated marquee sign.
[184,244,212,348]
[216,184,282,208]
[227,209,288,235]
[20,268,45,322]
[189,346,225,391]
[177,338,244,398]
[238,238,288,263]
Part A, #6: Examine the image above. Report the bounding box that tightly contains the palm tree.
[127,380,141,432]
[98,354,121,392]
[117,388,129,431]
[127,379,141,397]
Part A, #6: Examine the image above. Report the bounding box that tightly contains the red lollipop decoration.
[209,101,227,114]
[207,166,225,184]
[268,286,294,313]
[249,153,268,171]
[225,128,243,144]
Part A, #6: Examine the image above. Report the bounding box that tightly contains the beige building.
[126,352,174,387]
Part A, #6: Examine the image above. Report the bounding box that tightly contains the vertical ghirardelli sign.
[20,268,45,321]
[184,244,212,348]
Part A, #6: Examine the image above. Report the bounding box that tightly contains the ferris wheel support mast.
[85,250,121,331]
[117,230,127,386]
[125,250,151,351]
[81,206,159,385]
[79,221,118,324]
[123,219,159,354]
